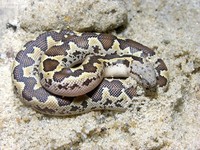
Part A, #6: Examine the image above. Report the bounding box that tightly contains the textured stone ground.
[0,0,200,149]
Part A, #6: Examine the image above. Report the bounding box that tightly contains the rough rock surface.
[19,0,127,32]
[0,0,200,149]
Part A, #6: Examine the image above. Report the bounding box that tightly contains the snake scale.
[12,30,168,116]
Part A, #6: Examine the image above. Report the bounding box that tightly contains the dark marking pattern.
[118,39,155,57]
[155,59,168,87]
[82,78,94,86]
[43,59,59,72]
[98,34,115,50]
[114,99,124,108]
[45,44,68,56]
[124,87,137,99]
[34,106,56,114]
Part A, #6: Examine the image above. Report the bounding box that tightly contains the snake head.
[131,58,157,89]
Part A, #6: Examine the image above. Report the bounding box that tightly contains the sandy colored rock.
[19,0,127,32]
[0,0,200,149]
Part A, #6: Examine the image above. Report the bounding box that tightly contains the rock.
[20,0,128,32]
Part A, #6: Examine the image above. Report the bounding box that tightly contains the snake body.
[12,30,168,116]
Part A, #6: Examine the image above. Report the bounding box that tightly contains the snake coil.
[12,30,168,116]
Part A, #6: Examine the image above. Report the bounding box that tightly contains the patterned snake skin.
[12,30,168,116]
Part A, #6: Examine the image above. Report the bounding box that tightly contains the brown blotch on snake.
[43,59,59,72]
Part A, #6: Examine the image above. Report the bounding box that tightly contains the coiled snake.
[12,30,168,116]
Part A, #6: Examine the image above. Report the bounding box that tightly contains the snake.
[12,30,168,116]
